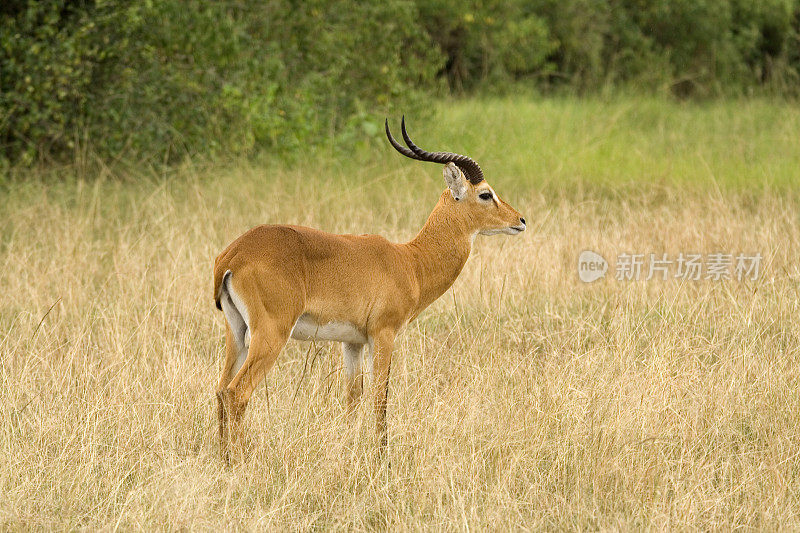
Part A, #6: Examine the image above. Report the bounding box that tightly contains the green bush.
[419,0,800,96]
[2,1,98,163]
[0,0,440,164]
[2,0,799,167]
[416,1,555,90]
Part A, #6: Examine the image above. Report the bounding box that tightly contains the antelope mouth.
[480,225,527,236]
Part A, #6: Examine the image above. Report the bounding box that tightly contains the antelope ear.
[443,163,468,201]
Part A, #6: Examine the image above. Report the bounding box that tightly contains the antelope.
[213,117,526,460]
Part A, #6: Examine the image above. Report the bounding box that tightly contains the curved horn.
[385,116,485,184]
[385,118,423,161]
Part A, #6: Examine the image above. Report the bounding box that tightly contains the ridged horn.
[385,116,484,184]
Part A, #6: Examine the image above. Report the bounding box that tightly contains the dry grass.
[2,99,800,530]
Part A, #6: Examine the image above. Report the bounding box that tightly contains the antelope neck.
[402,192,473,312]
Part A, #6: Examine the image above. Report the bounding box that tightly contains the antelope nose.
[520,217,526,225]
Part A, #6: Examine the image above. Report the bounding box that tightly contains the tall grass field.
[2,98,799,529]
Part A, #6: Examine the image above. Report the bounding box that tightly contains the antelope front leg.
[370,329,396,450]
[342,342,365,413]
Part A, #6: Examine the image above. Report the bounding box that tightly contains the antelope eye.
[478,192,493,201]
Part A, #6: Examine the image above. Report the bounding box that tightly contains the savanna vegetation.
[2,99,800,529]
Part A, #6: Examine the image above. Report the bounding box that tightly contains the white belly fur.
[290,314,367,344]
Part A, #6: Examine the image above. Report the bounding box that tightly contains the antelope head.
[385,117,526,237]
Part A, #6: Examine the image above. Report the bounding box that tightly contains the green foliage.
[1,1,99,163]
[611,0,800,95]
[1,0,439,164]
[258,0,441,149]
[422,0,800,95]
[1,0,799,167]
[416,1,556,90]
